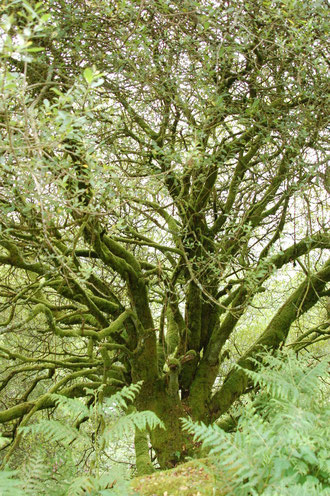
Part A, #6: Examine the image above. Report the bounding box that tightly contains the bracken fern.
[182,350,330,496]
[0,382,163,495]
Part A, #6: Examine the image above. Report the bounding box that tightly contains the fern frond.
[239,351,329,406]
[183,351,330,495]
[50,394,90,421]
[102,410,164,444]
[103,382,143,411]
[65,468,130,496]
[12,381,160,494]
[0,470,25,496]
[20,449,51,495]
[65,475,95,496]
[20,419,87,446]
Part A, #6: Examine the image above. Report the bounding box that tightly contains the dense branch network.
[0,0,329,467]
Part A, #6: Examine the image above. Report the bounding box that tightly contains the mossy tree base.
[130,458,232,496]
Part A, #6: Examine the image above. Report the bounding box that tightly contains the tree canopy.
[0,0,329,470]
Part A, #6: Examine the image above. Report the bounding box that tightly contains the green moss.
[185,282,202,350]
[165,306,180,355]
[136,380,192,468]
[135,428,155,476]
[130,458,231,495]
[188,360,219,420]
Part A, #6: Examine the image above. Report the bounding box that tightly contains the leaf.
[0,471,24,496]
[51,87,63,96]
[83,67,94,84]
[26,46,45,52]
[50,394,90,420]
[91,77,104,88]
[20,420,85,446]
[40,13,50,22]
[299,446,318,465]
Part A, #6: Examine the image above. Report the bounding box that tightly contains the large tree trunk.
[136,381,193,469]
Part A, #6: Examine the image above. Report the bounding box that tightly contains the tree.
[0,0,329,470]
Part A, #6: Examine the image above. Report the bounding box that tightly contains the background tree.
[0,0,329,470]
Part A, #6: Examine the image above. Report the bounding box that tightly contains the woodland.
[0,0,329,494]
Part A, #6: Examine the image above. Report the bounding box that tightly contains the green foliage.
[182,351,330,495]
[20,449,57,495]
[20,382,163,447]
[1,0,329,473]
[102,410,164,445]
[103,382,144,410]
[61,469,131,496]
[0,383,163,495]
[51,395,91,420]
[21,418,84,445]
[0,470,25,496]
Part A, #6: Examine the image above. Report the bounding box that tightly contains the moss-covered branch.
[209,258,330,420]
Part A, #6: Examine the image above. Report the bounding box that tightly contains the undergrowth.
[0,382,163,495]
[1,352,329,495]
[182,350,330,496]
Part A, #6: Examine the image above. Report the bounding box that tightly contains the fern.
[0,450,70,496]
[20,419,87,446]
[102,411,164,444]
[241,352,328,404]
[102,382,143,410]
[0,470,25,496]
[20,449,53,495]
[49,395,91,421]
[14,382,162,494]
[182,350,330,496]
[65,468,132,496]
